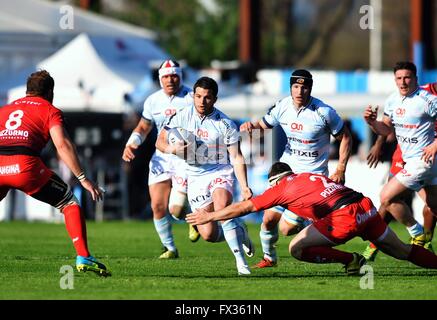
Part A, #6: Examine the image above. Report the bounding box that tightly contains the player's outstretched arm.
[122,118,152,162]
[186,200,255,225]
[50,125,103,201]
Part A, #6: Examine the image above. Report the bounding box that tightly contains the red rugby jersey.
[0,96,63,154]
[250,173,361,220]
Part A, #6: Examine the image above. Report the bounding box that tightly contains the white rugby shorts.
[148,152,188,193]
[187,165,235,210]
[395,158,437,191]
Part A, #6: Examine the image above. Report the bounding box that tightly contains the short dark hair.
[26,70,54,97]
[393,61,417,76]
[193,77,218,97]
[268,162,292,179]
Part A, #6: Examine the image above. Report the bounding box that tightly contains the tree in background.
[101,0,240,68]
[74,0,433,71]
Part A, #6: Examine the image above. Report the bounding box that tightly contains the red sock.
[63,204,90,257]
[408,244,437,269]
[300,246,353,264]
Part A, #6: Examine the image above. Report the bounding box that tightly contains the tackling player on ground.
[187,162,437,274]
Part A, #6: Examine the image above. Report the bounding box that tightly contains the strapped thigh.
[30,173,76,210]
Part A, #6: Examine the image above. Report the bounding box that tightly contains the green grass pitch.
[1,220,437,300]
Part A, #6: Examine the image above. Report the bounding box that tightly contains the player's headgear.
[290,69,313,88]
[268,162,293,186]
[158,59,182,88]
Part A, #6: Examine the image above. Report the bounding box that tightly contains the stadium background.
[0,0,437,303]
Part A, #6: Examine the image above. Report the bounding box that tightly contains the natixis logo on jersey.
[189,194,209,204]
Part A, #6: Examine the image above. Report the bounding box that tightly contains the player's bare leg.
[168,189,200,243]
[150,180,178,258]
[195,203,225,242]
[417,185,437,251]
[380,177,425,244]
[373,227,437,268]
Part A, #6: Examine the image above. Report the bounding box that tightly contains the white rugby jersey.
[142,85,193,133]
[384,87,437,161]
[262,96,344,174]
[165,105,239,175]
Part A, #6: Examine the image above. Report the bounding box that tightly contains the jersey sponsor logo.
[395,108,406,116]
[0,164,20,175]
[14,100,41,106]
[0,129,29,138]
[400,168,411,177]
[189,194,209,203]
[197,128,209,138]
[394,161,404,168]
[288,136,317,145]
[164,108,177,116]
[289,148,319,157]
[290,122,303,131]
[173,175,188,187]
[396,135,418,144]
[208,177,228,190]
[356,207,377,225]
[393,123,419,129]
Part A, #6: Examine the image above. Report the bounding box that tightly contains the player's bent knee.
[169,190,185,209]
[279,222,300,236]
[59,197,80,212]
[289,243,303,260]
[30,173,76,210]
[263,219,279,230]
[151,203,167,217]
[169,205,184,219]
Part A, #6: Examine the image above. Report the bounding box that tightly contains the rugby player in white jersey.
[156,76,255,275]
[364,61,437,254]
[122,60,199,259]
[240,69,352,268]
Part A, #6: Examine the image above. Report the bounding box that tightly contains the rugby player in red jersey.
[187,162,437,274]
[0,70,110,276]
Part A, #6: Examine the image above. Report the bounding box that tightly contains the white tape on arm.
[126,132,144,147]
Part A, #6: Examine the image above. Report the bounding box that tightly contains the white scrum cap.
[158,59,182,88]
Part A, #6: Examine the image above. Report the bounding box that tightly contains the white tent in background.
[7,33,134,113]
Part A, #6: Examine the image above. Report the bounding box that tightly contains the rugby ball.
[167,127,195,145]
